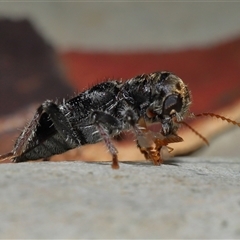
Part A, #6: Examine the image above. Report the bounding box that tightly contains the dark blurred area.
[0,18,73,115]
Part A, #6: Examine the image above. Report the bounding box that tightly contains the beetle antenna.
[177,121,209,146]
[194,113,240,127]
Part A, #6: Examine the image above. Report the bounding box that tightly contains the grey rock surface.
[0,158,240,239]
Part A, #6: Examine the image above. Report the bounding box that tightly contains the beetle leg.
[91,111,121,169]
[12,100,81,162]
[12,104,44,159]
[40,100,80,147]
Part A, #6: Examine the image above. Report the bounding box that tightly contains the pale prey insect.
[0,71,239,169]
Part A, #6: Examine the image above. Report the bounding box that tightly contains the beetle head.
[146,72,191,135]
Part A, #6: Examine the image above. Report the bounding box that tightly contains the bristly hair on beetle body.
[0,71,240,169]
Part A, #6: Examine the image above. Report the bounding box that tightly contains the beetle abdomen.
[13,132,75,162]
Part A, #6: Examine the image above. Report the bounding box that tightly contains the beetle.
[0,71,239,169]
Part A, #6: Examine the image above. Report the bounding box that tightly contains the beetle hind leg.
[11,100,82,162]
[41,100,80,147]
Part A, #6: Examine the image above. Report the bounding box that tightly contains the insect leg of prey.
[135,118,184,165]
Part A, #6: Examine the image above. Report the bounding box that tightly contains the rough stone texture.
[0,158,240,239]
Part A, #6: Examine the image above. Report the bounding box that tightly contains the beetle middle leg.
[91,111,121,169]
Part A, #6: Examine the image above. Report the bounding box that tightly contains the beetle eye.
[163,95,182,116]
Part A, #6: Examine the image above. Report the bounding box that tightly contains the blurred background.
[0,2,239,51]
[0,2,240,157]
